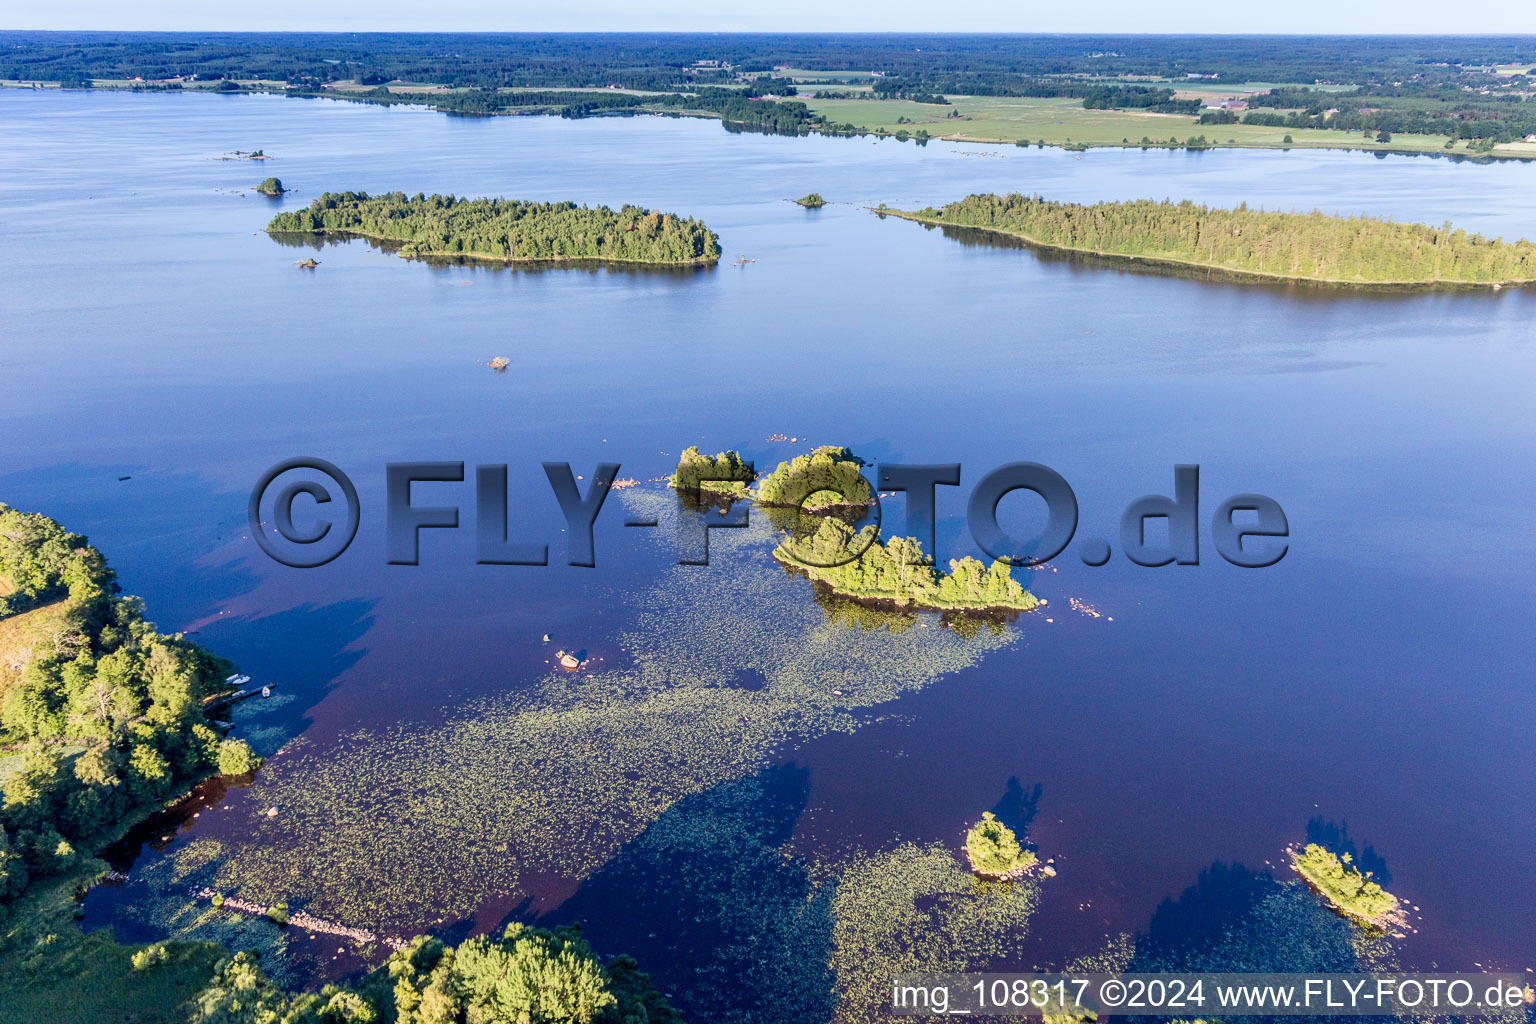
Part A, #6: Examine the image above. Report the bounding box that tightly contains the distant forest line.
[889,193,1536,286]
[4,33,1536,148]
[4,32,1535,87]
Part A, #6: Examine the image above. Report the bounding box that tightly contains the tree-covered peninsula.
[267,191,722,265]
[0,503,682,1023]
[0,503,259,909]
[888,193,1536,287]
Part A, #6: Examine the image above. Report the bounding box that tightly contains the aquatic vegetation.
[168,491,1016,933]
[828,843,1040,1024]
[1290,843,1403,929]
[963,811,1037,879]
[267,192,722,265]
[893,193,1536,286]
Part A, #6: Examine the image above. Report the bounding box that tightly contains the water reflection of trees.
[263,231,715,278]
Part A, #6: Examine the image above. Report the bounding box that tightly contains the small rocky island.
[795,192,827,208]
[267,191,722,265]
[255,176,286,196]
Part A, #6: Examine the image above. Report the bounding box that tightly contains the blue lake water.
[3,88,1535,1002]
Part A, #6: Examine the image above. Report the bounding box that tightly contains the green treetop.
[755,446,871,508]
[267,191,721,265]
[775,518,1038,613]
[671,446,756,496]
[190,923,682,1024]
[964,811,1037,879]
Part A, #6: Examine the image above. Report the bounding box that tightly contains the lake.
[3,88,1534,1016]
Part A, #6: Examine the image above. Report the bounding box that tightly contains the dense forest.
[0,504,257,911]
[1217,85,1536,144]
[754,446,872,507]
[893,193,1536,286]
[268,192,722,265]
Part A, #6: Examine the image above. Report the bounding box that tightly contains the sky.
[9,0,1536,35]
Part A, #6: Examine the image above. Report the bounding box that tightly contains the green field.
[803,94,1534,158]
[0,870,223,1024]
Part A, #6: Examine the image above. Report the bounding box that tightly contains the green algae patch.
[828,843,1041,1024]
[162,491,1018,934]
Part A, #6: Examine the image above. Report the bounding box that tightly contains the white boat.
[261,686,271,698]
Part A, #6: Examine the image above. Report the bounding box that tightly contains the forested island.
[669,446,756,496]
[1289,843,1405,931]
[886,193,1536,287]
[777,519,1039,613]
[795,193,826,208]
[0,503,681,1023]
[964,812,1037,880]
[671,445,873,509]
[267,192,722,265]
[671,446,1037,614]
